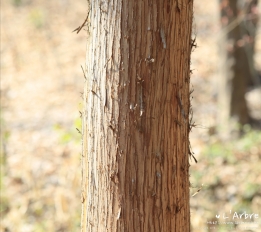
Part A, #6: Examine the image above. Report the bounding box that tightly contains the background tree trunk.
[81,1,193,231]
[218,0,259,132]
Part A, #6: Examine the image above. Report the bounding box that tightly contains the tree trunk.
[218,0,259,132]
[81,1,193,231]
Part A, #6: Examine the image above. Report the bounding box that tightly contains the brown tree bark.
[81,1,193,231]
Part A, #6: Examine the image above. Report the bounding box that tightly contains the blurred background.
[1,0,86,231]
[1,0,261,231]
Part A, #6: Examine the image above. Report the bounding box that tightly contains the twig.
[72,10,90,34]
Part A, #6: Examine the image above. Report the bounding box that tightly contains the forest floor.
[1,0,261,232]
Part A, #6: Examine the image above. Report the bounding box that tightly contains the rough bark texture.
[81,1,193,231]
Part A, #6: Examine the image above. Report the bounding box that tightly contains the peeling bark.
[81,1,193,231]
